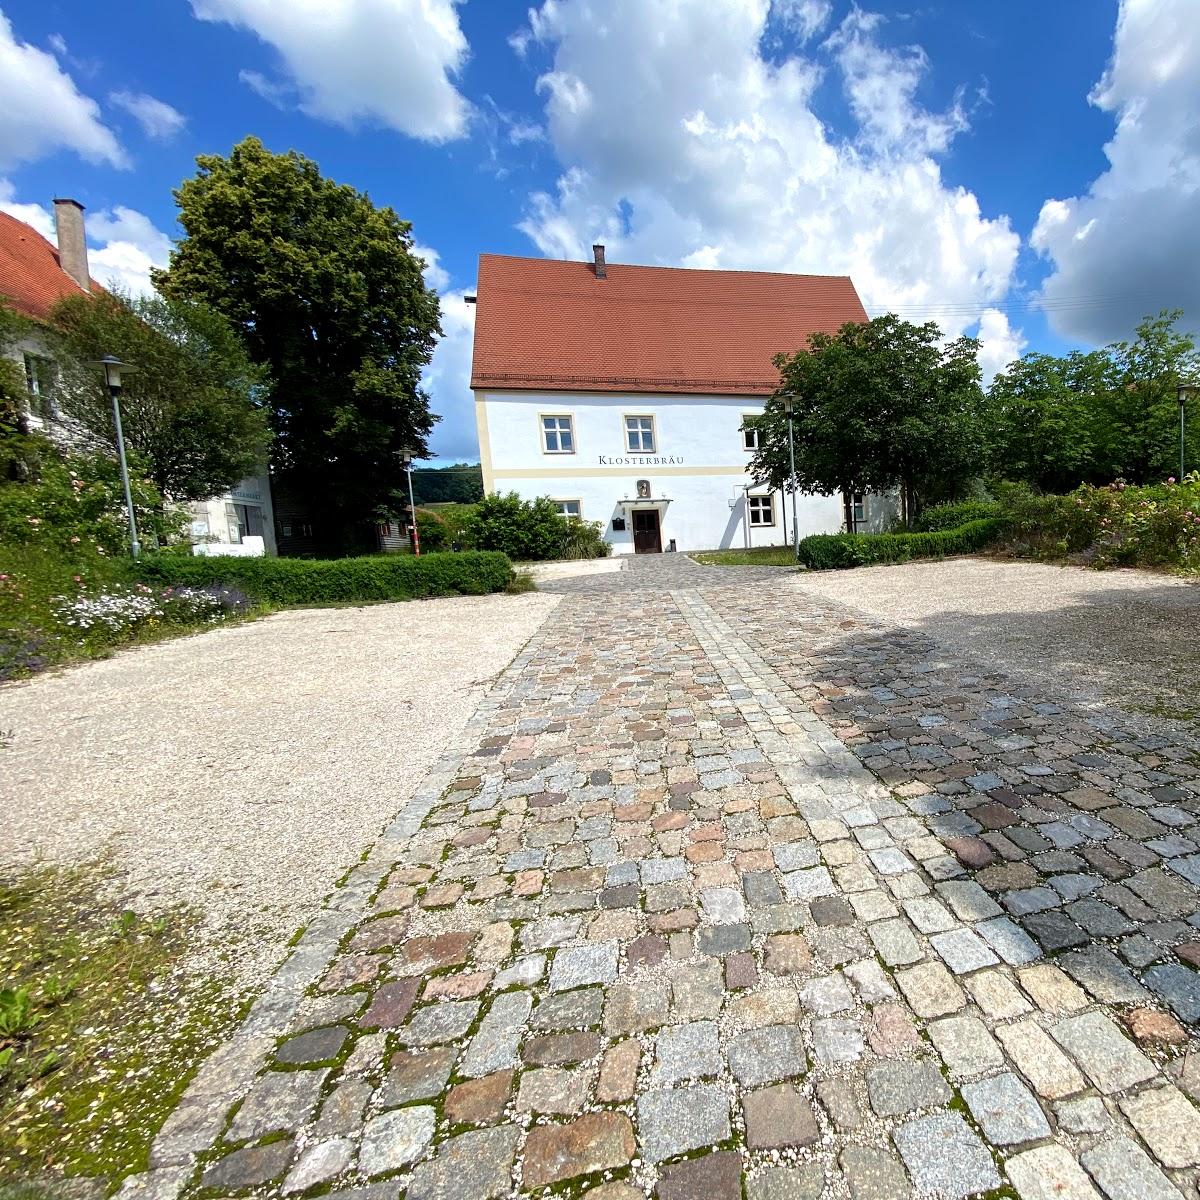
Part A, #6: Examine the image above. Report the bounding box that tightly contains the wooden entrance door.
[632,509,662,554]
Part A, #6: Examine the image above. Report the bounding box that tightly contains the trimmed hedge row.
[797,518,1005,571]
[913,499,1002,532]
[136,550,514,606]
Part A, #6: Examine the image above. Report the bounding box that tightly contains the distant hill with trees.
[410,463,483,506]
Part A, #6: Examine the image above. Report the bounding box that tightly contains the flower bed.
[52,582,252,635]
[998,474,1200,570]
[0,547,258,681]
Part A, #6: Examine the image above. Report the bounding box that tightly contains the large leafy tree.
[983,350,1115,492]
[984,311,1200,488]
[751,315,986,526]
[1105,310,1200,481]
[49,290,271,502]
[153,137,441,547]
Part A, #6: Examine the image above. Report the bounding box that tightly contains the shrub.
[413,504,478,552]
[0,437,180,556]
[996,475,1200,569]
[465,493,567,561]
[798,518,1005,570]
[464,493,610,561]
[1089,474,1200,568]
[136,550,514,605]
[913,499,1002,532]
[560,517,612,560]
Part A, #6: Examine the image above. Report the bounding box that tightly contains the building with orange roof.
[471,247,890,553]
[0,199,277,554]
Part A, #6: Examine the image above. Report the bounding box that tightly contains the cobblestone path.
[131,557,1200,1200]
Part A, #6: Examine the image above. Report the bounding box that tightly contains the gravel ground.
[789,556,1200,722]
[0,593,558,988]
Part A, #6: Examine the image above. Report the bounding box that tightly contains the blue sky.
[2,0,1196,464]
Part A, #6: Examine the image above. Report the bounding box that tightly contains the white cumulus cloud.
[411,242,450,292]
[237,69,291,108]
[86,206,174,297]
[193,0,471,142]
[1032,0,1200,344]
[110,91,187,141]
[0,11,125,170]
[771,0,832,42]
[515,0,1019,339]
[975,308,1026,386]
[0,177,55,239]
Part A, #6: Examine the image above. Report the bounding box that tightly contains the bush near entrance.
[797,518,1005,570]
[465,492,610,561]
[137,550,514,606]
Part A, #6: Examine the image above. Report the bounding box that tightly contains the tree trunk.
[843,490,856,534]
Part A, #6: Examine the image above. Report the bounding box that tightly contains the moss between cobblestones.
[0,862,239,1194]
[1128,697,1200,731]
[332,845,374,891]
[976,1185,1020,1200]
[534,1162,638,1199]
[285,920,310,950]
[268,1025,357,1074]
[189,1129,294,1200]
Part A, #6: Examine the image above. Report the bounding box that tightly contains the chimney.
[592,243,606,280]
[53,198,90,292]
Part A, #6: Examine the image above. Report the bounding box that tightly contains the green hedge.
[913,499,1002,532]
[136,550,514,605]
[797,518,1005,570]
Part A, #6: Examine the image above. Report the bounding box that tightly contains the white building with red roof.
[0,200,94,433]
[471,246,888,554]
[0,199,276,554]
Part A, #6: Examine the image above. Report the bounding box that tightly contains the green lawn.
[690,547,800,566]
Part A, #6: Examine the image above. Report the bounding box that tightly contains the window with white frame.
[748,493,775,526]
[742,416,761,451]
[624,415,656,453]
[852,492,868,525]
[23,354,55,419]
[553,499,582,518]
[541,414,575,454]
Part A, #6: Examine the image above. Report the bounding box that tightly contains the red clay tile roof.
[0,209,89,321]
[470,253,868,396]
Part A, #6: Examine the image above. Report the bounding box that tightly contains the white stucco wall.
[476,389,851,553]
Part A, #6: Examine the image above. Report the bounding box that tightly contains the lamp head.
[780,392,796,414]
[1177,381,1199,405]
[89,355,137,391]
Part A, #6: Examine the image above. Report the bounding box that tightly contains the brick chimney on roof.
[53,198,90,292]
[592,243,606,280]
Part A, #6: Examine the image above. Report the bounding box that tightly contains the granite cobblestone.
[131,556,1199,1200]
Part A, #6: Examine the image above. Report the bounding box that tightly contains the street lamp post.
[399,448,420,555]
[90,355,140,559]
[1177,382,1197,482]
[781,393,800,561]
